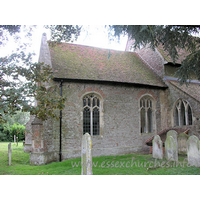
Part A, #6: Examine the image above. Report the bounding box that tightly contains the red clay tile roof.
[49,42,167,88]
[169,80,200,102]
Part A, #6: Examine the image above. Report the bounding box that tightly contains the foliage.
[45,25,82,43]
[0,25,69,123]
[2,111,30,126]
[0,25,21,46]
[0,123,25,141]
[2,25,200,123]
[109,25,200,84]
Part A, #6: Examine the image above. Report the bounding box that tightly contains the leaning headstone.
[8,142,12,166]
[152,135,163,159]
[14,135,16,143]
[167,130,178,151]
[165,135,178,161]
[186,135,200,167]
[81,133,93,175]
[178,133,189,155]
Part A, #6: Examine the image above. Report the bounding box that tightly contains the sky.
[33,25,128,60]
[1,25,128,63]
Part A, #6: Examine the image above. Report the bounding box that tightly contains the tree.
[2,25,199,123]
[0,25,81,123]
[45,25,82,43]
[108,25,200,84]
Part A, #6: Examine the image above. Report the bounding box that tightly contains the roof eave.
[53,77,168,89]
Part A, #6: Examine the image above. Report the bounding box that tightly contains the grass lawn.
[0,142,200,175]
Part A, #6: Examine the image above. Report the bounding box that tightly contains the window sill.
[91,135,103,139]
[140,132,154,136]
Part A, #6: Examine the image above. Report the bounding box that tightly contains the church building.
[24,33,200,165]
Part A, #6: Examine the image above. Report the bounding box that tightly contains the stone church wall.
[166,82,200,137]
[37,81,166,164]
[27,81,200,165]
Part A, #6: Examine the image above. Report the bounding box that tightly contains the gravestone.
[81,133,93,175]
[8,142,12,166]
[167,130,178,152]
[186,135,200,167]
[152,135,163,159]
[165,135,178,161]
[14,135,16,143]
[178,133,189,155]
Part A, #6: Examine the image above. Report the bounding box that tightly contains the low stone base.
[30,152,59,165]
[62,145,145,160]
[29,146,150,165]
[23,144,32,153]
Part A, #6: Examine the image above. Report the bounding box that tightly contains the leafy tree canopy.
[1,25,200,123]
[0,25,81,123]
[108,25,200,84]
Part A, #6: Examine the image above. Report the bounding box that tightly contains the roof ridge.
[48,40,127,53]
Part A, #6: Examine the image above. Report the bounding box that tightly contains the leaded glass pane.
[188,105,193,125]
[180,102,186,126]
[140,108,145,133]
[140,97,153,133]
[147,108,152,132]
[88,98,91,107]
[83,95,100,135]
[83,98,86,107]
[175,107,179,126]
[83,107,90,134]
[93,107,100,135]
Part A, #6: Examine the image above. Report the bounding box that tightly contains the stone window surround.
[172,98,193,127]
[139,94,156,134]
[81,92,104,137]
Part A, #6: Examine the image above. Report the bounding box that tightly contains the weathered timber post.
[8,142,12,166]
[81,133,93,175]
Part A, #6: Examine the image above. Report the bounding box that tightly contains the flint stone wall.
[28,82,166,165]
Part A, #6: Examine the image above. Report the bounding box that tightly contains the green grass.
[0,142,200,175]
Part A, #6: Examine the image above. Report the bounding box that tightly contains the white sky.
[0,25,127,62]
[1,25,128,63]
[32,25,128,61]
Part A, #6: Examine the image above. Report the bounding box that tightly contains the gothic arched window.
[83,94,100,135]
[140,96,154,133]
[174,99,193,126]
